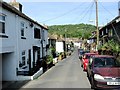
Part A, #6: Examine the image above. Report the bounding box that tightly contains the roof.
[94,55,114,58]
[99,16,120,31]
[1,1,48,30]
[48,34,57,40]
[85,53,97,55]
[57,38,65,42]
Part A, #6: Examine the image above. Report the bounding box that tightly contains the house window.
[22,51,26,65]
[19,51,26,67]
[21,22,26,39]
[108,29,113,37]
[106,28,108,34]
[102,31,104,35]
[34,28,40,39]
[0,15,5,34]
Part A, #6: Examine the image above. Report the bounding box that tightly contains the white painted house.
[41,27,49,58]
[0,1,48,81]
[73,42,81,48]
[56,38,65,53]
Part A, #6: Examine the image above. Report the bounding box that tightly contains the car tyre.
[91,77,95,89]
[87,71,89,77]
[81,64,83,67]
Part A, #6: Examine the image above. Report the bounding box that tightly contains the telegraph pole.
[95,0,99,51]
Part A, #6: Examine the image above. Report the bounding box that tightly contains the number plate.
[107,82,120,85]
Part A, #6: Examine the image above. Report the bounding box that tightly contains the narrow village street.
[22,48,91,88]
[1,1,120,89]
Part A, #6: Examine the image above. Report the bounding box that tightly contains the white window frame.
[20,22,25,38]
[106,28,108,33]
[102,31,104,35]
[0,13,6,34]
[22,51,26,66]
[19,50,26,68]
[109,29,113,37]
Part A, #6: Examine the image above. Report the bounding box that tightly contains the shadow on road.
[2,80,30,89]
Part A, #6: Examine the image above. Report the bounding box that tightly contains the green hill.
[48,23,96,39]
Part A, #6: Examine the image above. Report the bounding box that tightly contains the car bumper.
[94,80,120,89]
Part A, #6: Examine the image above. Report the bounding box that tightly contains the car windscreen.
[80,51,84,55]
[94,57,118,67]
[85,55,91,59]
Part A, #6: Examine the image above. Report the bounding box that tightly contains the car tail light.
[85,63,88,66]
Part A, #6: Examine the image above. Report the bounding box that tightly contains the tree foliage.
[98,39,120,52]
[48,23,96,39]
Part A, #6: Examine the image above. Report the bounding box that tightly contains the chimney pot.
[12,0,16,2]
[9,1,22,12]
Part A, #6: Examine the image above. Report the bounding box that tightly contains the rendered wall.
[56,42,64,53]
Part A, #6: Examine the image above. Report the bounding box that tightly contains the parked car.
[81,53,98,71]
[84,50,90,53]
[87,55,120,89]
[78,49,84,60]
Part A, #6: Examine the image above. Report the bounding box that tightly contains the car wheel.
[91,77,95,89]
[87,72,89,77]
[81,64,83,67]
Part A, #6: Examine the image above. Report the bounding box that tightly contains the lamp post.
[65,28,67,52]
[95,0,99,51]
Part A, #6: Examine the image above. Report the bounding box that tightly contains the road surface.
[22,48,91,88]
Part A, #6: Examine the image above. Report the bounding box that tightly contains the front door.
[28,49,31,75]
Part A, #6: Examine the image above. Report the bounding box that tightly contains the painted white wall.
[1,9,18,81]
[44,29,48,45]
[41,29,48,57]
[0,9,16,54]
[1,6,47,81]
[43,29,48,56]
[56,42,64,53]
[2,53,17,81]
[74,42,81,48]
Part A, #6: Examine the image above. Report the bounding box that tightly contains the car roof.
[84,53,97,55]
[93,55,114,58]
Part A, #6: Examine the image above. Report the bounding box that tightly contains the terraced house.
[99,16,120,45]
[0,1,48,81]
[99,1,120,45]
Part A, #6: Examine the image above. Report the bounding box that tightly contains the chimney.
[9,0,22,12]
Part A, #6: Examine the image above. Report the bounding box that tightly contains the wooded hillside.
[48,23,96,39]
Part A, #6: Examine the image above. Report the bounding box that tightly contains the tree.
[48,24,96,39]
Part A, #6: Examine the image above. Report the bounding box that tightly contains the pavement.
[1,59,66,89]
[1,52,73,89]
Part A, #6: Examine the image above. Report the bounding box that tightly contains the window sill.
[21,37,26,39]
[0,34,8,38]
[19,65,28,70]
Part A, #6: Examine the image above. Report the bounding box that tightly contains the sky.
[3,0,120,26]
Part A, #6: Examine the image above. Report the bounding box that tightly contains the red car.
[87,55,120,89]
[82,53,98,71]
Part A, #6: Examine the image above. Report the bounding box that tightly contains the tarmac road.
[22,48,91,88]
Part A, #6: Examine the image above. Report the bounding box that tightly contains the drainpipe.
[41,29,44,70]
[15,14,19,77]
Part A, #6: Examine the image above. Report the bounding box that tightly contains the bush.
[46,55,53,64]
